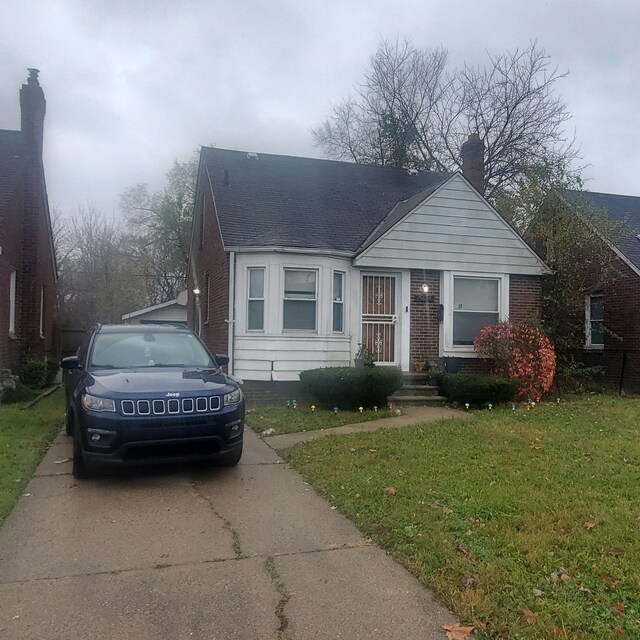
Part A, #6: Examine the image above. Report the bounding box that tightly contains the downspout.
[227,251,236,375]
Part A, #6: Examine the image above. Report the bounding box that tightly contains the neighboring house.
[121,290,188,325]
[0,70,57,373]
[562,190,640,392]
[187,139,550,384]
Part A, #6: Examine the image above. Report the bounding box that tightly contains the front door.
[361,274,398,364]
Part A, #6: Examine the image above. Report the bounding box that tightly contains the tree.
[120,155,197,305]
[313,39,575,199]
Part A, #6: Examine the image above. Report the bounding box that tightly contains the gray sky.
[2,0,639,214]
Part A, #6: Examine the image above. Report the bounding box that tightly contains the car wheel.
[72,431,91,479]
[217,443,243,467]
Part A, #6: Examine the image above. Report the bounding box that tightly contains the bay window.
[283,269,317,330]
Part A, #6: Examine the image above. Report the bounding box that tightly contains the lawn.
[0,389,65,524]
[246,404,397,436]
[282,395,640,639]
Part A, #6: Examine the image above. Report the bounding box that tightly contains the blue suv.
[61,324,244,478]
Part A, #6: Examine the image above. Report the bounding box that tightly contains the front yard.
[0,389,65,524]
[282,395,639,639]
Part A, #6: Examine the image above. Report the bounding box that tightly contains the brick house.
[187,139,550,383]
[0,70,57,373]
[561,190,640,392]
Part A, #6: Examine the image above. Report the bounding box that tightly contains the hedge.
[300,366,403,410]
[437,372,519,405]
[19,359,59,389]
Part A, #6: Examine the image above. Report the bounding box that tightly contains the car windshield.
[89,331,215,370]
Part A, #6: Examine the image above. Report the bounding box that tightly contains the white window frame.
[247,267,265,332]
[283,268,318,332]
[332,271,345,333]
[585,293,604,349]
[9,269,16,334]
[441,271,509,357]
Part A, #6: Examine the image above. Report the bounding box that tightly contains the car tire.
[72,432,91,479]
[217,443,243,467]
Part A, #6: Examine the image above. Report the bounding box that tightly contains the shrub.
[1,381,39,404]
[300,366,403,409]
[19,359,59,389]
[438,372,520,405]
[474,322,556,400]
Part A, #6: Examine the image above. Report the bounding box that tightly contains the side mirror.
[60,356,81,371]
[215,354,229,366]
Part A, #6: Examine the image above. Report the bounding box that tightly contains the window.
[283,269,317,330]
[332,271,344,332]
[452,276,499,346]
[39,285,45,337]
[9,270,16,334]
[247,268,264,331]
[204,273,210,324]
[586,294,604,348]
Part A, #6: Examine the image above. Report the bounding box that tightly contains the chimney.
[20,68,46,160]
[461,133,484,194]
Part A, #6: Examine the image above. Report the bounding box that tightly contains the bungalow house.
[121,290,188,326]
[561,190,640,392]
[0,70,57,374]
[187,138,550,388]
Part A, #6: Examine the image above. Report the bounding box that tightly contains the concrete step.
[388,394,447,406]
[398,385,440,397]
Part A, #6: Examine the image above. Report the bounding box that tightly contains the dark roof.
[201,147,453,253]
[0,129,25,215]
[567,190,640,272]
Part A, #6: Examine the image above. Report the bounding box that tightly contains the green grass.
[282,395,640,639]
[246,404,398,435]
[0,389,65,524]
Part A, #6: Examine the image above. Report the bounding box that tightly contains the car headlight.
[223,388,242,406]
[81,393,116,412]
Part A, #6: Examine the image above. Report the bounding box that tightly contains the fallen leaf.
[54,457,72,464]
[383,486,397,496]
[579,585,594,599]
[532,588,544,597]
[22,493,31,497]
[583,520,597,531]
[521,607,539,625]
[601,573,622,588]
[614,625,625,636]
[612,602,625,617]
[460,575,474,589]
[442,623,475,639]
[550,572,559,585]
[442,507,453,515]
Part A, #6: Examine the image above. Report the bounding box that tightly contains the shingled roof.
[0,129,25,216]
[568,190,640,273]
[202,147,452,253]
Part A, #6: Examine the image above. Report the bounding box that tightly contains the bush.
[300,366,403,410]
[474,322,556,400]
[19,359,59,389]
[438,372,520,405]
[1,381,39,404]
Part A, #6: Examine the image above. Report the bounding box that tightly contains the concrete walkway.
[265,404,467,449]
[0,427,457,640]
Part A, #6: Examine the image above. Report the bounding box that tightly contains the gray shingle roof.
[567,190,640,272]
[0,129,24,215]
[202,147,453,253]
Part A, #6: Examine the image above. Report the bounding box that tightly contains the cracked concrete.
[0,428,456,639]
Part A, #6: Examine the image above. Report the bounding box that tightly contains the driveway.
[0,428,455,639]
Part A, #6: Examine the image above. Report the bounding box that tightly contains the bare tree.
[314,39,576,198]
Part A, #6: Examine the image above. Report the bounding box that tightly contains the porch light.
[193,287,201,295]
[421,283,429,293]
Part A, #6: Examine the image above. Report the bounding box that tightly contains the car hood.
[85,368,238,397]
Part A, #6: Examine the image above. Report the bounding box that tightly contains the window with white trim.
[283,269,317,331]
[452,276,500,346]
[9,269,16,334]
[586,294,604,348]
[332,271,344,332]
[39,285,45,337]
[247,268,265,331]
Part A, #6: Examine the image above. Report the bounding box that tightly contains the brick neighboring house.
[187,139,550,384]
[0,69,57,373]
[561,190,640,392]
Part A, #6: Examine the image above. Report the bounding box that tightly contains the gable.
[355,174,550,275]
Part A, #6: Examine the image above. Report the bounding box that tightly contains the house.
[187,138,550,389]
[121,290,188,325]
[0,70,57,374]
[560,190,640,392]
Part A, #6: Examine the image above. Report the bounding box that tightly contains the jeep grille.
[120,396,221,416]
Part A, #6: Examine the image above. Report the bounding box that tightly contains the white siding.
[355,174,548,275]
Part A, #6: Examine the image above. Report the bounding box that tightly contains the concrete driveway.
[0,428,455,639]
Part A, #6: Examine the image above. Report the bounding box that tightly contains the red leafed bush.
[474,322,556,400]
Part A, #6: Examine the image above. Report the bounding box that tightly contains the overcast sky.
[2,0,639,215]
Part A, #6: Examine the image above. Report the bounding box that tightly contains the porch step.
[398,385,441,397]
[388,394,447,406]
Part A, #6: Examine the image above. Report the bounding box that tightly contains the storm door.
[361,275,398,364]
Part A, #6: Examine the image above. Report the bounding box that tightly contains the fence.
[560,348,640,395]
[58,327,87,359]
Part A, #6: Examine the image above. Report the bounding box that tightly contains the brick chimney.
[461,133,484,194]
[20,68,46,161]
